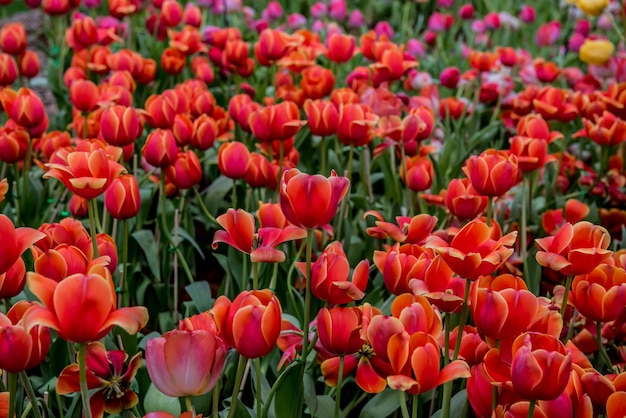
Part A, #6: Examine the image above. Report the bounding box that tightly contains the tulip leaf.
[313,395,335,418]
[132,229,161,282]
[274,362,305,418]
[303,372,317,416]
[175,227,205,259]
[359,388,401,418]
[251,363,276,418]
[432,389,468,418]
[185,281,214,312]
[203,175,234,214]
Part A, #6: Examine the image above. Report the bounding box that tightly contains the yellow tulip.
[575,0,609,16]
[579,39,615,65]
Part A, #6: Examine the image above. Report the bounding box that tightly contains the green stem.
[20,371,43,418]
[527,399,536,418]
[268,262,279,291]
[255,358,263,418]
[521,174,529,285]
[400,142,413,216]
[78,343,93,418]
[193,186,219,225]
[320,136,327,175]
[559,275,573,318]
[212,380,220,418]
[120,220,129,307]
[253,262,259,291]
[185,396,194,413]
[596,321,614,372]
[226,355,247,418]
[8,373,17,418]
[88,199,99,258]
[334,355,345,418]
[486,196,493,228]
[160,177,194,284]
[411,394,420,418]
[301,230,314,367]
[242,254,248,291]
[398,390,410,418]
[347,145,355,180]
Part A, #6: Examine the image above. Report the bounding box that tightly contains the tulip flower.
[105,174,141,220]
[363,211,437,244]
[296,241,369,304]
[336,103,379,147]
[0,258,27,299]
[217,141,251,180]
[0,22,27,55]
[574,0,608,16]
[280,168,350,230]
[463,149,519,197]
[391,294,442,338]
[444,178,488,220]
[0,214,45,277]
[579,39,614,66]
[426,220,517,279]
[212,289,282,359]
[569,264,626,323]
[0,313,33,373]
[44,149,125,200]
[23,271,148,343]
[164,150,203,190]
[327,33,356,63]
[535,221,612,276]
[212,208,306,263]
[10,87,45,128]
[580,111,626,147]
[146,328,226,397]
[317,307,364,355]
[57,342,142,417]
[99,105,142,147]
[248,101,306,143]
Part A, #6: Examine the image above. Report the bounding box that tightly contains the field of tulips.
[1,0,626,417]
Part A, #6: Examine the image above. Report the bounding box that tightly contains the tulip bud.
[142,129,178,168]
[68,195,89,218]
[0,22,27,56]
[0,53,18,86]
[217,141,250,180]
[105,174,141,220]
[165,150,202,189]
[100,105,142,147]
[327,33,356,64]
[69,79,99,113]
[18,50,40,78]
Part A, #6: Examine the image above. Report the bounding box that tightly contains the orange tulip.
[279,168,350,229]
[535,221,612,276]
[569,264,626,323]
[532,87,578,123]
[607,391,626,418]
[373,244,427,295]
[66,15,98,51]
[391,294,442,338]
[426,220,517,278]
[0,258,26,299]
[212,208,306,263]
[164,150,202,189]
[301,65,335,100]
[7,301,51,370]
[400,155,434,192]
[0,127,28,164]
[581,111,626,147]
[336,103,378,147]
[363,211,437,244]
[212,289,282,358]
[143,94,176,129]
[0,312,33,373]
[463,149,519,197]
[387,332,470,394]
[0,214,45,276]
[161,47,186,75]
[0,53,18,86]
[18,50,40,79]
[23,271,148,343]
[44,149,125,200]
[69,79,99,113]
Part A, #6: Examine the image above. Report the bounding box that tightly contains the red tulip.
[279,168,350,229]
[327,33,356,64]
[301,65,335,100]
[217,141,250,180]
[100,105,142,147]
[444,178,488,220]
[212,289,282,358]
[317,307,364,355]
[463,149,519,197]
[336,103,379,147]
[105,174,141,220]
[10,87,45,128]
[248,101,306,143]
[7,301,51,370]
[0,214,45,276]
[165,150,203,189]
[569,263,626,323]
[0,312,32,373]
[304,99,338,137]
[0,22,27,55]
[24,271,148,343]
[142,129,178,168]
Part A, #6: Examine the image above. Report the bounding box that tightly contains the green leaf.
[314,395,335,418]
[432,389,469,418]
[185,281,214,312]
[359,389,400,418]
[303,372,317,417]
[251,361,277,418]
[274,362,305,418]
[204,175,234,214]
[176,227,205,259]
[132,229,161,282]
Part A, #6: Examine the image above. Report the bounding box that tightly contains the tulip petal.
[101,306,149,336]
[436,360,471,386]
[387,375,418,392]
[355,356,387,393]
[26,272,58,308]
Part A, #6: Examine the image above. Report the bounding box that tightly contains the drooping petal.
[355,356,387,393]
[100,306,149,336]
[436,360,471,386]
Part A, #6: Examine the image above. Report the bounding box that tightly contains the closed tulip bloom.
[0,22,27,56]
[249,101,306,143]
[160,0,183,27]
[373,244,425,295]
[0,313,32,373]
[570,264,626,323]
[165,150,202,189]
[212,289,282,358]
[69,79,99,113]
[426,220,518,279]
[327,33,356,63]
[105,174,141,220]
[440,67,460,89]
[100,105,142,147]
[66,15,98,50]
[575,0,608,16]
[445,178,488,220]
[535,221,612,276]
[510,332,572,401]
[7,301,51,370]
[280,168,350,229]
[217,141,250,180]
[304,99,338,137]
[401,155,434,192]
[0,258,27,299]
[301,65,335,100]
[23,271,148,343]
[146,328,226,397]
[0,53,18,85]
[297,241,369,304]
[44,149,125,200]
[161,47,186,75]
[18,50,41,78]
[0,128,29,164]
[191,115,218,150]
[142,129,178,168]
[579,39,614,66]
[337,103,379,147]
[68,195,88,218]
[11,87,45,128]
[33,244,90,282]
[463,149,519,197]
[143,94,176,129]
[317,307,364,355]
